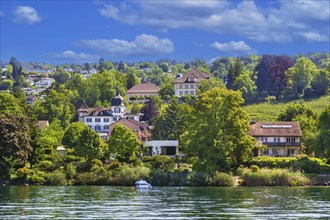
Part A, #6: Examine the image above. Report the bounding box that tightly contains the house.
[108,118,152,142]
[126,83,159,103]
[143,140,179,157]
[27,95,37,104]
[174,67,210,97]
[77,88,139,133]
[249,122,302,157]
[35,78,53,88]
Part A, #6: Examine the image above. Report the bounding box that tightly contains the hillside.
[243,96,330,122]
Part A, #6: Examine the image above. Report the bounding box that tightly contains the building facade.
[174,67,210,97]
[249,122,302,157]
[126,83,159,103]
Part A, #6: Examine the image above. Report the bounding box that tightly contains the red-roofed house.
[249,121,302,157]
[174,67,210,97]
[108,118,152,142]
[126,83,159,102]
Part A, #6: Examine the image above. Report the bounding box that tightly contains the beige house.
[126,83,159,102]
[249,122,302,157]
[174,67,210,97]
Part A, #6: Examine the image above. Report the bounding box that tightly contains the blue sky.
[0,0,329,63]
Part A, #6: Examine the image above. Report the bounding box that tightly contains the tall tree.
[277,103,317,121]
[286,56,318,96]
[314,105,330,159]
[0,113,32,179]
[226,59,243,90]
[108,124,141,162]
[127,72,139,90]
[256,55,293,97]
[152,98,192,140]
[76,127,102,160]
[9,57,23,80]
[140,99,159,125]
[311,69,330,96]
[181,88,255,172]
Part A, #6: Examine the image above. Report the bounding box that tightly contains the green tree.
[0,113,32,179]
[277,103,317,121]
[53,71,71,84]
[62,122,87,148]
[181,88,255,172]
[9,57,23,80]
[159,83,175,99]
[108,124,141,162]
[76,127,102,160]
[159,63,169,72]
[293,114,317,155]
[0,79,13,90]
[286,56,318,96]
[127,72,139,90]
[197,77,225,94]
[233,70,257,104]
[314,105,330,159]
[226,59,243,90]
[0,93,24,114]
[153,98,192,140]
[311,69,330,96]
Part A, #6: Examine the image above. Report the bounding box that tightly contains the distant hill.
[243,96,330,122]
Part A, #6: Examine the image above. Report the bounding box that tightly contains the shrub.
[250,165,260,172]
[116,165,150,186]
[106,161,120,170]
[65,163,77,180]
[46,170,67,185]
[29,171,46,185]
[37,160,56,172]
[187,171,209,186]
[74,172,99,185]
[209,171,234,186]
[91,159,103,167]
[297,156,321,173]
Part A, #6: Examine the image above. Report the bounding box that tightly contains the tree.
[286,56,318,96]
[159,63,169,72]
[0,113,32,179]
[181,88,255,172]
[159,83,175,99]
[226,59,243,90]
[0,93,24,114]
[140,99,159,125]
[53,71,71,84]
[108,124,141,162]
[311,69,330,96]
[197,77,225,94]
[0,79,13,90]
[62,122,86,148]
[127,72,139,90]
[9,57,23,80]
[233,70,257,104]
[314,105,330,159]
[277,103,317,121]
[210,57,231,79]
[118,61,127,72]
[293,114,317,155]
[152,98,192,140]
[256,55,293,97]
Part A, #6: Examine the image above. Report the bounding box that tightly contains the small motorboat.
[135,180,152,190]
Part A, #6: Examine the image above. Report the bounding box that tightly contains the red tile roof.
[126,83,159,94]
[249,122,302,137]
[174,67,210,83]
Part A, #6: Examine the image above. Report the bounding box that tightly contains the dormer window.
[188,77,196,82]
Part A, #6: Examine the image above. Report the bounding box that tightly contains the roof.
[174,67,210,84]
[108,118,150,135]
[78,106,113,117]
[249,122,302,137]
[126,83,159,94]
[37,120,49,129]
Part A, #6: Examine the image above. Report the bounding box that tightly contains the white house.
[143,140,179,157]
[249,122,302,157]
[174,67,210,97]
[35,78,53,88]
[78,88,139,133]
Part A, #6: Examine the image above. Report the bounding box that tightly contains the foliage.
[140,99,159,125]
[0,113,32,179]
[277,102,317,121]
[0,79,13,90]
[311,69,330,96]
[208,171,234,186]
[159,83,175,99]
[127,72,139,89]
[226,58,243,90]
[0,93,24,114]
[197,77,225,94]
[53,70,71,84]
[256,55,293,98]
[182,88,255,172]
[108,124,141,162]
[62,122,87,148]
[116,165,150,186]
[241,168,309,186]
[153,98,192,140]
[46,170,67,185]
[314,104,330,159]
[76,128,103,161]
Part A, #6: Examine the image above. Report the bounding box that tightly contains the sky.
[0,0,329,64]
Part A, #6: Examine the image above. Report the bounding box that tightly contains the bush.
[91,159,103,167]
[74,172,99,185]
[29,171,46,185]
[209,171,234,186]
[297,156,322,173]
[187,171,209,186]
[116,165,150,186]
[37,160,56,172]
[65,163,77,180]
[106,161,120,170]
[250,165,260,172]
[46,170,67,185]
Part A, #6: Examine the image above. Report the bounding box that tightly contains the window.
[190,91,194,95]
[113,116,118,121]
[286,137,296,143]
[179,85,183,89]
[287,149,295,156]
[103,125,109,130]
[86,118,92,123]
[179,91,183,96]
[274,137,280,142]
[260,137,268,142]
[184,84,189,89]
[95,118,101,123]
[184,91,188,95]
[95,125,101,131]
[104,118,109,122]
[272,149,278,155]
[190,84,194,89]
[188,77,196,82]
[264,149,269,155]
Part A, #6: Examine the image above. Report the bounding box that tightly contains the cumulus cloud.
[12,6,41,24]
[48,50,99,62]
[295,32,329,42]
[79,34,174,57]
[211,41,256,55]
[99,1,329,43]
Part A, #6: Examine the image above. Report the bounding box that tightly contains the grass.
[243,95,330,121]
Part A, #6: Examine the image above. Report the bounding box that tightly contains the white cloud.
[99,1,329,43]
[12,6,41,24]
[295,32,329,42]
[0,10,4,17]
[48,50,99,62]
[79,34,174,57]
[211,41,256,55]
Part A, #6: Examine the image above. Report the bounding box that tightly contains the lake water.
[0,186,329,219]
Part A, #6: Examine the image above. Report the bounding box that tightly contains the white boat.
[135,180,152,189]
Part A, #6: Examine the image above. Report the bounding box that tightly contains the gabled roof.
[126,83,159,94]
[78,106,113,116]
[174,67,210,83]
[249,122,302,137]
[108,118,150,135]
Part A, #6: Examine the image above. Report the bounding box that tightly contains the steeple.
[111,86,124,106]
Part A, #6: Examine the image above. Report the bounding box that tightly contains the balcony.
[264,142,301,147]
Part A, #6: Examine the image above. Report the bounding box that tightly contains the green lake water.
[0,186,329,219]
